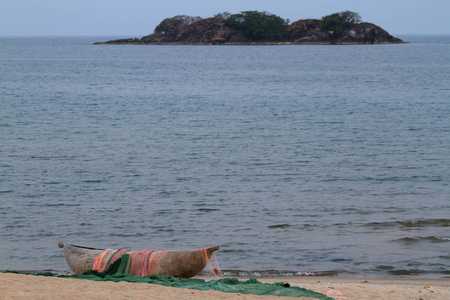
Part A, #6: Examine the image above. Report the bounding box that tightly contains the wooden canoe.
[58,242,220,278]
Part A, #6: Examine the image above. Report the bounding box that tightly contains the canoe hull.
[58,243,219,278]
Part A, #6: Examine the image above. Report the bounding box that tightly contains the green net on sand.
[1,269,332,299]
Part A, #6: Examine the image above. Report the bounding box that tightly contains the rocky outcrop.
[143,17,231,44]
[142,17,252,44]
[95,16,405,45]
[294,22,404,44]
[338,22,405,44]
[288,19,322,40]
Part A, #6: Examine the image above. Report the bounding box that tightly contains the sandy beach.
[261,277,450,300]
[1,273,449,300]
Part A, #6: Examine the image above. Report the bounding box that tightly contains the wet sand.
[1,272,449,299]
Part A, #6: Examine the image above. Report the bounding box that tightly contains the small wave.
[81,179,106,183]
[156,228,174,232]
[268,224,290,229]
[366,219,450,229]
[387,269,423,276]
[219,249,247,253]
[44,203,81,207]
[375,265,395,271]
[394,236,450,243]
[108,233,146,237]
[29,156,51,160]
[330,258,353,262]
[196,208,221,212]
[216,269,335,278]
[79,223,94,226]
[374,265,445,276]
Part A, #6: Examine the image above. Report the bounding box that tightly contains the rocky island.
[95,10,405,45]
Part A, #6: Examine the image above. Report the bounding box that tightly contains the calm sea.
[1,35,449,278]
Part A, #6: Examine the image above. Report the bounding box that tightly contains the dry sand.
[1,272,449,300]
[260,276,450,300]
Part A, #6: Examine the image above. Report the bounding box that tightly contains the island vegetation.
[95,10,405,45]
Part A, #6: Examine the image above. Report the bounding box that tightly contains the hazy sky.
[1,0,449,36]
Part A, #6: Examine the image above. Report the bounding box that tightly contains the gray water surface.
[1,36,449,277]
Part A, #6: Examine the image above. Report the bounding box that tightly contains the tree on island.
[339,10,362,24]
[320,10,361,36]
[154,15,203,36]
[213,11,232,20]
[226,11,290,40]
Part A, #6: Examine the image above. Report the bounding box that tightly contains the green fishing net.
[1,270,332,299]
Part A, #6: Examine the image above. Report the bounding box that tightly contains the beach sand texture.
[1,273,449,300]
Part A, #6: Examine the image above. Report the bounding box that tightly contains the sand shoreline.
[1,272,449,300]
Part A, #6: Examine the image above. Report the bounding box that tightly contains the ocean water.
[0,35,449,278]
